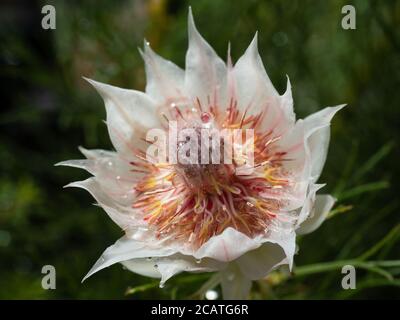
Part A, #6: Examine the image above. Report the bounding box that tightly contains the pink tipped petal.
[296,194,336,235]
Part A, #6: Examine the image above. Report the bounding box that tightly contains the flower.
[58,8,344,299]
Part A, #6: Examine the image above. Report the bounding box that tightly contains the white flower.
[58,8,344,299]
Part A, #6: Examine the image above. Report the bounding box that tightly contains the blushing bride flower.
[58,9,345,299]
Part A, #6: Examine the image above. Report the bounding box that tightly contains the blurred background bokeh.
[1,0,399,299]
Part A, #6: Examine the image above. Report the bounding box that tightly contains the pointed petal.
[141,41,185,103]
[185,8,227,107]
[303,104,346,182]
[84,78,160,160]
[59,153,141,206]
[280,75,295,124]
[82,236,176,282]
[277,104,345,188]
[78,146,116,159]
[296,194,336,235]
[65,178,139,228]
[233,33,289,134]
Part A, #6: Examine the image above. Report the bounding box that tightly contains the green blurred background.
[1,0,399,299]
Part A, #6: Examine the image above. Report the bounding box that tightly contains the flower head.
[58,8,344,299]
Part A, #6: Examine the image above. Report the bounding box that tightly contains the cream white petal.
[296,194,336,235]
[233,33,290,134]
[236,231,296,280]
[78,146,116,159]
[220,264,252,300]
[280,76,295,124]
[192,227,263,262]
[84,78,160,160]
[295,183,325,228]
[277,104,345,200]
[123,254,223,287]
[121,258,161,278]
[84,237,224,285]
[157,255,223,287]
[82,236,177,282]
[140,41,185,103]
[64,178,140,229]
[185,8,227,108]
[236,243,286,280]
[302,104,346,183]
[57,154,140,206]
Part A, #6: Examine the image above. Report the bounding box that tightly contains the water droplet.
[196,259,202,264]
[107,161,113,166]
[154,264,158,268]
[170,102,176,108]
[159,283,165,288]
[146,257,152,261]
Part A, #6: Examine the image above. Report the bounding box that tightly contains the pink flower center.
[131,98,291,248]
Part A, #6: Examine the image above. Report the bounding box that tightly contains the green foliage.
[0,0,399,299]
